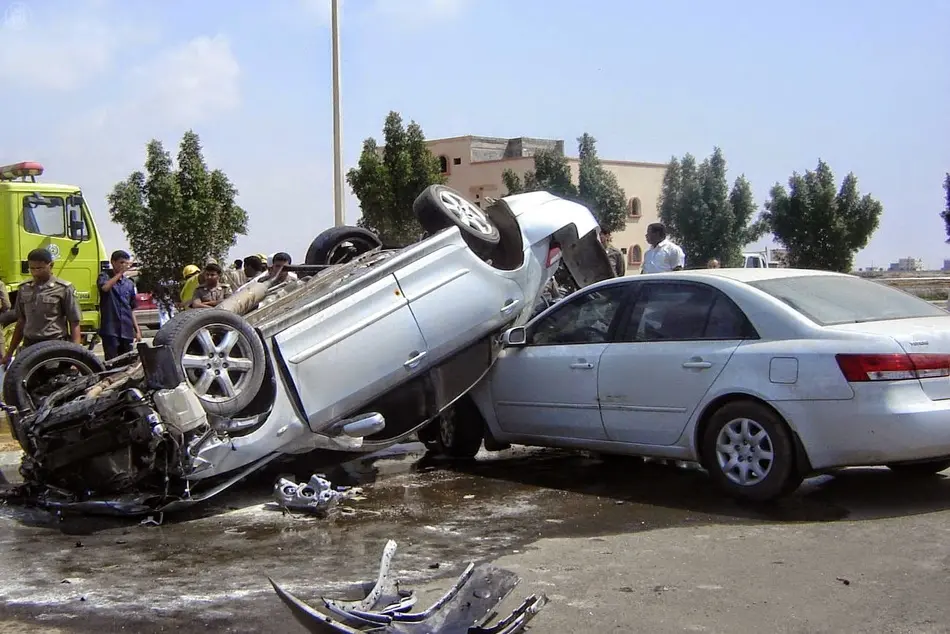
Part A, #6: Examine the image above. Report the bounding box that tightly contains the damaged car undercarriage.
[0,187,614,516]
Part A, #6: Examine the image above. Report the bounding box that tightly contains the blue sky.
[1,0,947,268]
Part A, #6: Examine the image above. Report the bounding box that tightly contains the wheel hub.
[715,417,774,487]
[439,191,493,236]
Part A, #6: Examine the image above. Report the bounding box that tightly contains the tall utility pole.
[331,0,345,226]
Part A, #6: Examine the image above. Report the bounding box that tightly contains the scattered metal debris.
[274,474,347,515]
[269,539,548,633]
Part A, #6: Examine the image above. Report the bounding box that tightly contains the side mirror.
[502,326,527,347]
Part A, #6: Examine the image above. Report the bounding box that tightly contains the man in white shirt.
[641,223,686,274]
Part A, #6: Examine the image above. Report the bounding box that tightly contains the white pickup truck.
[741,252,770,268]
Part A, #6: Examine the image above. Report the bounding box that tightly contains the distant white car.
[443,267,950,502]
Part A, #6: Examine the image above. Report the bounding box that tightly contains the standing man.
[98,249,142,361]
[268,252,298,284]
[242,255,266,281]
[191,262,232,308]
[179,264,201,309]
[1,248,82,368]
[599,231,626,277]
[642,223,686,274]
[707,258,721,268]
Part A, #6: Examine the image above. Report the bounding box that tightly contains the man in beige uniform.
[1,248,82,368]
[190,262,232,308]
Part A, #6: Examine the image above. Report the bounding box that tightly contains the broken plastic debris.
[268,539,548,633]
[274,474,347,514]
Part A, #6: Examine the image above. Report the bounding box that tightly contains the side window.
[530,285,628,346]
[22,196,66,237]
[705,294,757,339]
[621,282,755,342]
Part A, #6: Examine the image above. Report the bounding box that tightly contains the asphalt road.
[1,445,949,633]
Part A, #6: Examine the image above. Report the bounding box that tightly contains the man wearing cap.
[1,248,82,368]
[180,264,201,309]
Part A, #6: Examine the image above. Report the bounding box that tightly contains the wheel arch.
[692,392,814,476]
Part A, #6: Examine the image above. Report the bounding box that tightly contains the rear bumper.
[778,382,950,470]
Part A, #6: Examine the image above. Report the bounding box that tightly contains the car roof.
[612,267,852,285]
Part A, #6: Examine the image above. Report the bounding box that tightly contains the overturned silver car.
[1,186,612,514]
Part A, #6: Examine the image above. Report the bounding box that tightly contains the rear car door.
[489,283,631,440]
[598,281,752,445]
[273,273,429,426]
[393,241,524,364]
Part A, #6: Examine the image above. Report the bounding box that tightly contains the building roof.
[425,135,669,169]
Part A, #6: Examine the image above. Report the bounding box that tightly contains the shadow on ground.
[1,443,949,633]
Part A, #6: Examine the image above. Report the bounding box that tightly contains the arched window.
[628,197,642,218]
[438,155,448,173]
[628,244,643,265]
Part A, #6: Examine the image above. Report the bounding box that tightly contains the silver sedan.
[460,268,950,501]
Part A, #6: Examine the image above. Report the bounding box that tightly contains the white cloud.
[128,35,241,128]
[0,2,148,91]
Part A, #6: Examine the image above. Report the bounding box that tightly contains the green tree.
[762,160,882,272]
[942,172,950,243]
[577,134,627,234]
[346,111,446,246]
[658,147,766,267]
[108,130,248,305]
[502,148,578,199]
[502,135,627,233]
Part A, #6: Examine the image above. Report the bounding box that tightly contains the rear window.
[748,275,948,326]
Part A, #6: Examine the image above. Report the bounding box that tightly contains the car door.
[490,283,631,440]
[598,281,753,446]
[273,273,429,426]
[393,241,524,363]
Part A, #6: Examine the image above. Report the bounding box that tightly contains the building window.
[438,156,448,173]
[628,244,643,266]
[453,157,462,165]
[628,197,642,218]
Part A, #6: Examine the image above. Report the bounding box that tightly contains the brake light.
[835,353,950,382]
[545,243,562,268]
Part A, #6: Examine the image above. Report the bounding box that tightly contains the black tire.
[153,309,266,417]
[887,459,950,477]
[305,226,382,265]
[701,400,802,502]
[413,185,501,247]
[2,340,105,421]
[434,396,485,459]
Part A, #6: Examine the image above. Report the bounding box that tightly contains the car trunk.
[828,316,950,401]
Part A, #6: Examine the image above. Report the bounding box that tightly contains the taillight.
[545,243,562,268]
[835,353,950,382]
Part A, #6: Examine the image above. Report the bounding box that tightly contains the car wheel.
[304,226,382,266]
[886,459,950,477]
[435,397,485,459]
[2,340,106,446]
[701,401,802,502]
[413,185,501,249]
[153,308,266,417]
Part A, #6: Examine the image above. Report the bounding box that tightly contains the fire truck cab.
[0,161,109,352]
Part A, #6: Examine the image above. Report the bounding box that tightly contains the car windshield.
[748,275,949,326]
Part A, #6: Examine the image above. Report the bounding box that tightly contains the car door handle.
[500,298,520,314]
[404,351,427,370]
[570,362,594,370]
[682,361,713,369]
